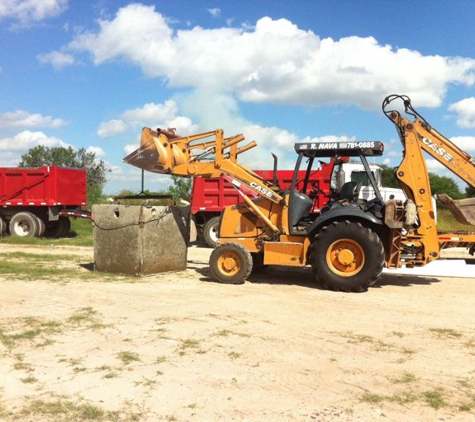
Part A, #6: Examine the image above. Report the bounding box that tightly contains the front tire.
[209,242,252,284]
[308,220,384,292]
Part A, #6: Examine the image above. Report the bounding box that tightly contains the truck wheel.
[308,220,384,292]
[209,242,252,284]
[35,217,45,237]
[44,220,61,238]
[0,217,6,235]
[203,216,221,248]
[44,217,70,238]
[58,217,71,237]
[9,212,39,237]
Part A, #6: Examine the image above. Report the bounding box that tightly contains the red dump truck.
[0,165,90,238]
[191,165,335,246]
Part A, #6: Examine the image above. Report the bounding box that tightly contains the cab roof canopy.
[294,141,384,158]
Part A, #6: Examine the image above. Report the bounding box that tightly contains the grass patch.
[155,356,167,364]
[20,399,107,420]
[437,208,475,231]
[0,317,63,350]
[178,338,204,356]
[21,375,38,384]
[117,351,140,365]
[3,252,81,262]
[388,391,418,405]
[0,259,79,280]
[361,392,385,404]
[391,372,417,384]
[423,389,446,409]
[429,328,463,339]
[228,351,241,360]
[67,307,98,325]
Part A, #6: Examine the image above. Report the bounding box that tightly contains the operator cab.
[288,140,385,234]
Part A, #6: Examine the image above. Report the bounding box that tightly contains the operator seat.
[339,181,359,201]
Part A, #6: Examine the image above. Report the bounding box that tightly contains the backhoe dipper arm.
[123,127,284,236]
[383,95,475,263]
[383,95,475,187]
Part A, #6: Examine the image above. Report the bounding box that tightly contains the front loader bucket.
[437,194,475,226]
[123,139,162,173]
[123,128,173,174]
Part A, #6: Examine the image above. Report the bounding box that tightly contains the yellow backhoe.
[123,95,475,291]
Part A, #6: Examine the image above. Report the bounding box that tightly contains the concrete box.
[92,204,189,275]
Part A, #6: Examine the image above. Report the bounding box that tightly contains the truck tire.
[308,220,384,292]
[0,217,6,235]
[35,216,45,237]
[44,217,70,238]
[209,242,252,284]
[203,216,221,248]
[58,217,71,237]
[9,212,39,237]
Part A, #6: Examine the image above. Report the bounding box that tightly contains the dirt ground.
[1,243,475,421]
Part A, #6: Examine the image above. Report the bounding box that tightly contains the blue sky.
[1,0,475,194]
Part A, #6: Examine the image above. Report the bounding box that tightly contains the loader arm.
[383,95,475,263]
[123,127,284,237]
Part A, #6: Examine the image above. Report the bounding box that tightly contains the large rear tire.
[203,216,221,248]
[308,220,384,292]
[9,212,39,237]
[209,242,252,284]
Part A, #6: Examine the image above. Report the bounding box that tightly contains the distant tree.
[379,165,399,188]
[428,173,463,199]
[19,146,107,206]
[466,185,475,198]
[168,175,192,202]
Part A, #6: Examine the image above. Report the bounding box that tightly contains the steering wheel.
[309,182,323,200]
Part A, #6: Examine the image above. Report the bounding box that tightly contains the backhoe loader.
[123,95,475,292]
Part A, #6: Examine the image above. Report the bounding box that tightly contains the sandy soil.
[1,243,475,421]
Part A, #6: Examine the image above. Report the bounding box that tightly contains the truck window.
[351,171,374,187]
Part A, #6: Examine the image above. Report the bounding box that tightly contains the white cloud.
[0,130,75,167]
[37,50,74,70]
[449,98,475,128]
[97,119,128,138]
[55,3,475,109]
[86,146,106,157]
[97,100,198,138]
[0,0,69,26]
[0,110,68,129]
[0,130,70,152]
[426,158,446,171]
[450,136,475,151]
[124,144,138,156]
[208,8,221,17]
[122,101,178,127]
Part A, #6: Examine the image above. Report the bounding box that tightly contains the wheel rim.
[13,220,31,236]
[217,251,241,276]
[326,238,365,277]
[209,223,219,243]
